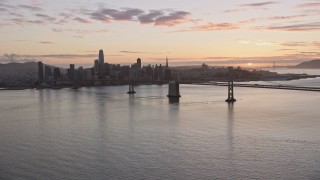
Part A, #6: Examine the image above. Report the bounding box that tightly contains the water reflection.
[227,103,235,177]
[168,97,180,104]
[38,90,44,113]
[1,85,320,179]
[96,90,107,123]
[128,94,136,136]
[129,94,135,105]
[94,89,108,151]
[227,103,234,149]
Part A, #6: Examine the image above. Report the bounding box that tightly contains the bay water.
[0,73,320,179]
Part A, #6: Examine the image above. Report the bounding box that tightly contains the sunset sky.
[0,0,319,67]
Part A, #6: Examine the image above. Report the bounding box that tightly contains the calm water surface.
[0,84,320,179]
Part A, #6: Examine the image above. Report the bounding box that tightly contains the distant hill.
[0,62,38,77]
[295,59,320,68]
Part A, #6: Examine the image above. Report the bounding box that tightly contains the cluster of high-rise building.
[37,50,174,88]
[38,61,62,83]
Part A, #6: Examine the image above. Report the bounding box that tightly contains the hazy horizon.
[0,57,309,68]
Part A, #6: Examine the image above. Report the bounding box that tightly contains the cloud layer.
[88,7,192,26]
[1,1,319,33]
[254,22,320,31]
[225,1,279,13]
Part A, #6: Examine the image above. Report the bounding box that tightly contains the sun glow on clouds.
[0,0,319,66]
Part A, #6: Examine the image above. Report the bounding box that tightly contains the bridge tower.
[226,67,236,103]
[167,81,181,103]
[167,81,181,98]
[127,80,136,94]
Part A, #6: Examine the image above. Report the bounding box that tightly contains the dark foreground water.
[0,84,320,179]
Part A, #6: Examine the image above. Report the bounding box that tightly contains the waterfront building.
[70,64,75,81]
[98,50,105,76]
[104,63,110,76]
[77,67,84,81]
[44,66,52,82]
[158,64,163,81]
[38,61,44,82]
[137,58,142,69]
[129,69,139,81]
[166,56,168,68]
[99,50,104,66]
[53,67,60,80]
[153,65,158,81]
[164,57,171,81]
[145,65,153,78]
[84,69,93,80]
[164,68,172,81]
[94,59,99,74]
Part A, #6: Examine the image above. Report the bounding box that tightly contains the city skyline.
[0,0,319,67]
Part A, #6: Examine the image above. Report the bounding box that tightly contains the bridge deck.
[195,82,320,92]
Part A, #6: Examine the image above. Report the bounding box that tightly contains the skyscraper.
[164,68,171,81]
[166,57,168,68]
[99,50,104,66]
[70,64,75,81]
[158,64,163,81]
[164,57,171,80]
[137,58,141,69]
[153,65,158,81]
[44,66,52,82]
[38,61,44,82]
[98,50,105,76]
[53,67,60,80]
[94,59,99,74]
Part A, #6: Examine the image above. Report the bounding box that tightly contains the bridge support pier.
[127,81,136,94]
[167,81,181,98]
[226,67,236,103]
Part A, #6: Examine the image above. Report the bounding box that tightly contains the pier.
[127,81,136,94]
[225,67,236,103]
[167,81,181,97]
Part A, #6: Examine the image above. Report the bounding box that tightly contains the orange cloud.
[172,22,239,32]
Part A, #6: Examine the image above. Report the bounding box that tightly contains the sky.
[0,0,319,67]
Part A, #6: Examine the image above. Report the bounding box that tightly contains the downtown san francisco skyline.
[0,0,319,67]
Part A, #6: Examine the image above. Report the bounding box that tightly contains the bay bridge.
[197,67,320,95]
[196,82,320,92]
[191,66,320,103]
[62,66,320,103]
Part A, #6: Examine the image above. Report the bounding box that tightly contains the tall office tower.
[38,61,44,82]
[166,57,168,68]
[84,69,93,80]
[44,66,52,82]
[98,50,105,76]
[70,64,75,81]
[77,67,84,81]
[145,65,153,77]
[153,64,158,81]
[104,63,110,76]
[53,67,60,80]
[158,64,163,81]
[164,68,172,81]
[99,50,104,65]
[94,59,99,74]
[164,57,171,80]
[137,58,142,69]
